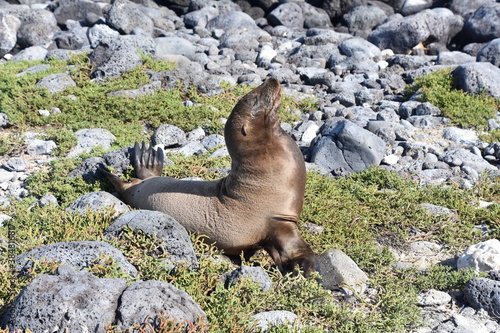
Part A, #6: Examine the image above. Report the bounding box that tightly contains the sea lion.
[101,78,316,276]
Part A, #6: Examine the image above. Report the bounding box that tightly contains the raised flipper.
[97,164,139,195]
[133,141,165,180]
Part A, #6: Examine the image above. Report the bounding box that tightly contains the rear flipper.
[133,141,165,180]
[97,164,137,195]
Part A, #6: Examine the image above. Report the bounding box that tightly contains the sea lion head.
[224,78,283,161]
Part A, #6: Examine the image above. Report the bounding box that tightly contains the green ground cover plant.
[404,68,499,133]
[0,56,499,332]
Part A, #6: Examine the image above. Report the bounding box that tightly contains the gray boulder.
[339,37,381,61]
[267,2,304,28]
[449,0,493,18]
[104,210,198,270]
[0,11,21,57]
[152,124,187,147]
[35,73,76,94]
[342,4,387,35]
[3,157,28,172]
[14,241,137,276]
[368,9,462,54]
[462,3,500,44]
[115,280,206,331]
[2,265,127,333]
[477,38,500,67]
[222,265,273,292]
[452,62,500,98]
[436,51,476,65]
[317,249,369,294]
[206,11,258,31]
[155,36,197,60]
[8,7,58,48]
[67,191,130,216]
[464,277,500,318]
[297,2,332,28]
[54,26,90,50]
[67,156,106,182]
[458,239,500,273]
[106,0,154,35]
[26,139,56,156]
[53,0,104,26]
[68,128,116,157]
[184,5,219,28]
[310,120,386,176]
[308,0,366,21]
[87,24,120,49]
[400,0,432,16]
[11,45,47,62]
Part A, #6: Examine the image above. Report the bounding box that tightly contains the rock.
[38,193,58,207]
[155,36,197,60]
[339,37,381,61]
[368,9,461,54]
[152,124,187,148]
[14,241,137,276]
[436,51,476,65]
[2,265,127,333]
[68,128,116,157]
[342,4,387,35]
[443,127,480,146]
[109,81,161,99]
[106,0,154,35]
[400,0,432,16]
[449,0,492,18]
[309,0,366,22]
[206,11,258,32]
[53,0,104,26]
[464,277,500,318]
[3,157,29,172]
[462,3,500,44]
[11,45,48,62]
[317,249,369,294]
[0,11,21,57]
[0,113,8,127]
[35,73,76,94]
[67,156,106,183]
[452,62,500,98]
[26,139,57,156]
[11,7,58,49]
[440,149,495,174]
[393,241,451,270]
[477,38,500,67]
[458,239,500,273]
[87,24,120,49]
[297,2,332,29]
[267,2,304,28]
[66,191,130,216]
[310,120,386,176]
[222,265,273,292]
[115,280,206,331]
[417,289,452,307]
[104,210,198,270]
[252,310,298,331]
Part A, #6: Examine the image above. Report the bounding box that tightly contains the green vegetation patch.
[405,68,499,131]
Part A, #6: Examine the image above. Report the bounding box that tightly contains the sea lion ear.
[241,125,247,136]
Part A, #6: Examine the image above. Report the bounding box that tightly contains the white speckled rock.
[458,239,500,273]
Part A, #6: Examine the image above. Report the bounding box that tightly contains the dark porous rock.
[105,210,198,270]
[54,26,90,50]
[267,2,304,28]
[310,120,386,176]
[448,0,492,19]
[462,3,500,44]
[53,0,104,26]
[34,73,76,94]
[440,149,496,174]
[88,24,121,49]
[14,241,137,276]
[222,265,273,292]
[387,54,435,71]
[152,124,188,148]
[107,0,154,35]
[115,280,206,331]
[2,265,127,333]
[206,10,258,32]
[67,191,130,216]
[308,0,367,22]
[8,7,58,49]
[368,9,460,54]
[342,4,387,36]
[297,2,332,29]
[68,128,116,157]
[67,156,106,182]
[339,37,381,61]
[464,277,500,318]
[437,51,476,65]
[317,248,369,294]
[477,38,500,67]
[334,105,377,128]
[452,62,500,98]
[102,146,141,175]
[0,11,21,57]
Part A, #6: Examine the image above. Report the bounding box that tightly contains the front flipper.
[133,141,165,180]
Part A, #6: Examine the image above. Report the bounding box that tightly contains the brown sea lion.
[101,78,316,276]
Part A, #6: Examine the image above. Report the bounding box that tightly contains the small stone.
[417,289,452,307]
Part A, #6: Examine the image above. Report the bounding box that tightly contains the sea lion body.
[102,78,315,275]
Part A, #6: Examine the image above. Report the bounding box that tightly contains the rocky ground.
[1,0,500,331]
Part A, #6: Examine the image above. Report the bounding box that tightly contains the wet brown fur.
[101,78,316,276]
